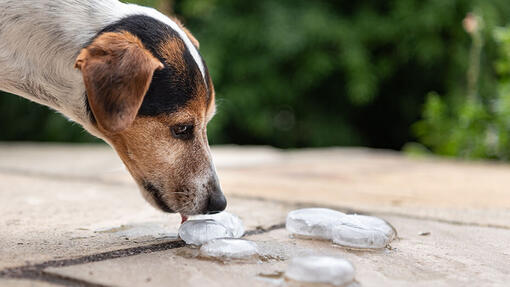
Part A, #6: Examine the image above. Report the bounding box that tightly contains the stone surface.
[43,215,510,287]
[2,144,510,228]
[218,148,510,228]
[1,144,510,286]
[0,279,58,287]
[0,161,291,269]
[285,256,355,286]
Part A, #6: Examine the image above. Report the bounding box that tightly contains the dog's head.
[74,15,225,216]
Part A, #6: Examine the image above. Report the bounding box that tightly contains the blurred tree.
[0,0,509,151]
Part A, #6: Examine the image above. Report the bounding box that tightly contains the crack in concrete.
[4,270,110,287]
[0,240,185,286]
[0,224,286,287]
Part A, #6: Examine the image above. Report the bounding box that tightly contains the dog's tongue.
[180,214,188,224]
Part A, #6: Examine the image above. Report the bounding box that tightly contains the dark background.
[1,0,509,159]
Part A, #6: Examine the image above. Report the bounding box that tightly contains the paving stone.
[0,279,58,287]
[249,215,510,287]
[2,144,509,227]
[218,148,510,228]
[2,144,510,286]
[45,215,510,287]
[0,170,291,269]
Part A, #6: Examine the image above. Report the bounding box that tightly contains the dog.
[0,0,226,219]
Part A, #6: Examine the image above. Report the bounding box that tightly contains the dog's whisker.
[176,199,195,213]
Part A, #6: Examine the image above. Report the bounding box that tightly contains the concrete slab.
[0,170,292,269]
[45,214,510,287]
[219,148,510,228]
[0,279,58,287]
[2,144,510,286]
[1,144,509,227]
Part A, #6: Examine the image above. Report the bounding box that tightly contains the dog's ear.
[75,31,164,134]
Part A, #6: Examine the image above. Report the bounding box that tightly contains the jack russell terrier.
[0,0,226,219]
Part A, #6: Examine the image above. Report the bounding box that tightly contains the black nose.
[206,184,227,214]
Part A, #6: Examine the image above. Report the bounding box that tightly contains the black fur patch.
[94,15,206,117]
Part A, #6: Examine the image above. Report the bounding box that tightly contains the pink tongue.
[180,214,188,224]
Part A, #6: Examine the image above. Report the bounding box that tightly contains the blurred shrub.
[1,0,509,150]
[172,0,510,148]
[413,22,510,159]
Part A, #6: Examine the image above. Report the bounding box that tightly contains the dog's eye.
[171,124,194,140]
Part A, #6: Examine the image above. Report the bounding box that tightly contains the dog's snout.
[206,180,227,214]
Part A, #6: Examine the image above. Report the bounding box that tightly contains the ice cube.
[332,215,395,249]
[286,208,396,250]
[191,211,245,238]
[286,208,346,240]
[200,238,258,260]
[178,219,233,246]
[285,256,355,286]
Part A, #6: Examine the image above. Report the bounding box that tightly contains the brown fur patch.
[75,31,163,134]
[158,34,211,123]
[158,36,187,74]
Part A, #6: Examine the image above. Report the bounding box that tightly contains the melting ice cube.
[286,208,346,240]
[178,219,233,246]
[178,212,246,245]
[286,208,395,249]
[200,238,258,260]
[332,214,395,249]
[191,211,245,238]
[285,256,355,286]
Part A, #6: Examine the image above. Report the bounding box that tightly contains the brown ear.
[75,31,164,133]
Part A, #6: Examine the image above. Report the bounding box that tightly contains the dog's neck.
[0,0,200,138]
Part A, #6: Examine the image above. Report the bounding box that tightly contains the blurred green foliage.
[413,23,510,159]
[1,0,510,153]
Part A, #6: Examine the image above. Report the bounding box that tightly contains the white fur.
[0,0,204,136]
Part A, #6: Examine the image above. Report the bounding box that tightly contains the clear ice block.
[285,256,355,286]
[191,211,245,238]
[178,219,233,246]
[332,214,395,249]
[286,208,346,240]
[199,238,258,260]
[286,208,396,249]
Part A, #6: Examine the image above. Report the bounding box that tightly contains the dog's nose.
[206,181,227,214]
[207,193,227,214]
